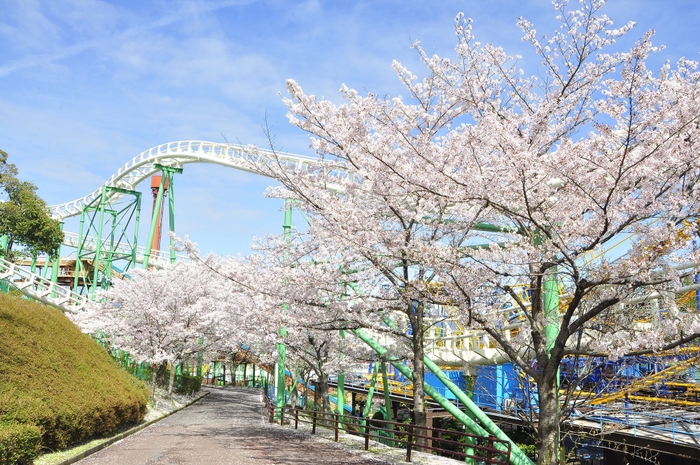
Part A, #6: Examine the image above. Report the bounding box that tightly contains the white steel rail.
[0,257,86,313]
[61,231,188,267]
[49,140,350,220]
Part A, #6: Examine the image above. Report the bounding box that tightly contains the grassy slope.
[0,292,149,451]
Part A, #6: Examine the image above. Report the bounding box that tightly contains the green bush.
[0,423,41,465]
[516,442,538,460]
[177,372,202,395]
[0,293,149,452]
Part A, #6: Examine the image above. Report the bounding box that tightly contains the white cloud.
[0,0,251,77]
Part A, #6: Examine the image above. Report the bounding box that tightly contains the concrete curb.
[54,391,209,465]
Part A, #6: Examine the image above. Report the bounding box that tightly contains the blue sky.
[1,0,699,258]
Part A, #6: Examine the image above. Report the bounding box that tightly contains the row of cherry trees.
[74,256,372,407]
[74,264,231,397]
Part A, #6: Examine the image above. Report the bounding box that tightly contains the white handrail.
[61,231,188,267]
[0,257,87,312]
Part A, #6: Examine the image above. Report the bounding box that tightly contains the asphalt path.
[75,387,388,465]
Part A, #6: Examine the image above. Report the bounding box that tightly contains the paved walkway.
[75,387,389,465]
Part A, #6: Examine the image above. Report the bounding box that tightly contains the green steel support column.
[274,346,287,400]
[91,187,109,296]
[47,222,64,298]
[30,254,37,274]
[543,265,560,460]
[167,169,177,264]
[102,210,117,290]
[0,235,7,293]
[51,222,63,286]
[43,258,51,279]
[422,360,478,463]
[73,187,139,295]
[336,329,345,418]
[73,211,87,293]
[143,174,167,269]
[175,361,181,387]
[196,337,203,378]
[276,201,293,415]
[131,197,141,269]
[362,361,379,419]
[336,371,345,415]
[143,164,182,269]
[535,230,559,356]
[380,360,394,445]
[543,266,559,355]
[352,328,534,465]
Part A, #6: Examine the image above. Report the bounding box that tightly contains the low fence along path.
[75,387,388,465]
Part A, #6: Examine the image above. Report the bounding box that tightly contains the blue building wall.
[424,370,466,400]
[473,363,537,414]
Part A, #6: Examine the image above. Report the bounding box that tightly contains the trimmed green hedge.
[0,292,149,462]
[178,372,203,395]
[0,423,41,465]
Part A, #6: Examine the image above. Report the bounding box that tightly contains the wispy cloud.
[0,0,251,77]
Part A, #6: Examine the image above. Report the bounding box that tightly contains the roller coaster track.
[590,354,700,405]
[1,140,348,313]
[421,279,700,368]
[61,231,188,268]
[49,140,351,220]
[5,140,343,315]
[0,256,86,313]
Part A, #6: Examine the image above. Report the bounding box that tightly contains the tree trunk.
[412,329,427,447]
[289,382,299,408]
[537,369,561,465]
[167,361,177,397]
[319,372,331,424]
[303,372,312,408]
[410,301,427,418]
[151,363,158,400]
[287,367,299,406]
[156,362,168,387]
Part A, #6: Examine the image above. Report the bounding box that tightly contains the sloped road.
[75,387,388,465]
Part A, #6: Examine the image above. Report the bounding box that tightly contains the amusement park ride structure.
[2,140,700,464]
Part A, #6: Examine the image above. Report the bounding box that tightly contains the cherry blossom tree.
[255,1,700,463]
[250,116,475,433]
[73,262,230,398]
[183,233,376,413]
